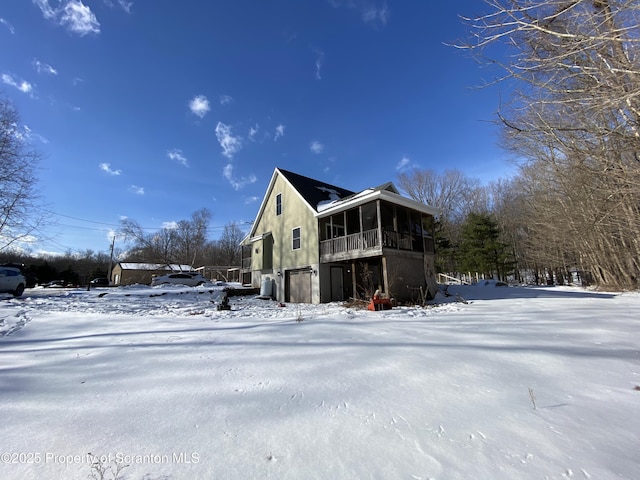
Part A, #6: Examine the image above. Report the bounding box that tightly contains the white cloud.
[29,130,48,144]
[10,124,28,142]
[99,163,122,176]
[396,156,411,171]
[215,122,243,159]
[310,140,324,154]
[34,0,100,36]
[274,124,285,141]
[248,124,259,141]
[223,164,256,191]
[219,95,233,105]
[244,196,260,205]
[0,18,15,34]
[103,0,133,13]
[328,0,389,28]
[32,59,58,75]
[61,0,100,35]
[9,124,47,144]
[167,149,189,167]
[189,95,210,118]
[362,3,388,26]
[129,185,145,195]
[162,221,178,230]
[118,0,133,13]
[33,0,57,19]
[314,49,325,80]
[1,74,33,94]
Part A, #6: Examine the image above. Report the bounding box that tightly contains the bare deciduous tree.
[457,0,640,289]
[120,210,212,268]
[216,222,246,266]
[398,168,483,224]
[398,168,485,272]
[0,97,44,251]
[174,208,211,266]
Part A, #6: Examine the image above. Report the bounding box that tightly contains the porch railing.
[382,229,434,253]
[320,229,380,256]
[320,228,435,258]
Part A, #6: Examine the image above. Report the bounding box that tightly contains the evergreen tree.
[457,213,514,280]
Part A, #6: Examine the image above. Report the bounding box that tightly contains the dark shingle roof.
[278,168,356,212]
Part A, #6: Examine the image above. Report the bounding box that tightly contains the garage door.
[287,269,311,303]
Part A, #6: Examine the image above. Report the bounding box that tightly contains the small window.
[276,193,282,216]
[292,227,301,250]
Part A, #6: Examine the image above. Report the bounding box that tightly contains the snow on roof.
[276,169,355,213]
[316,184,407,213]
[118,263,194,271]
[316,186,347,211]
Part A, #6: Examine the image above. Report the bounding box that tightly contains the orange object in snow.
[368,294,392,311]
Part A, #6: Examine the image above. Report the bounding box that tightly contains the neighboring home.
[111,263,194,286]
[241,168,440,304]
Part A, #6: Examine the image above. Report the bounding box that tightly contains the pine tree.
[457,213,514,281]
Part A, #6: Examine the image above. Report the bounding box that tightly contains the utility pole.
[107,234,116,285]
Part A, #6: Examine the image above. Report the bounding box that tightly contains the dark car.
[90,277,110,287]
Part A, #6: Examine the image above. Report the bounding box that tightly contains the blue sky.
[1,0,513,256]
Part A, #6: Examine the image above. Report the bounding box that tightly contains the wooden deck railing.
[321,228,435,258]
[320,229,380,256]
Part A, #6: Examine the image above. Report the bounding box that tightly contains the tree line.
[399,168,551,285]
[0,212,247,286]
[119,208,246,269]
[399,0,639,290]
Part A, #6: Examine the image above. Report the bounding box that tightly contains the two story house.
[241,168,440,304]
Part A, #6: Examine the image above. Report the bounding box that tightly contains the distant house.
[111,263,194,286]
[240,168,440,304]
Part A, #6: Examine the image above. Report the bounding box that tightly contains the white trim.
[316,189,440,217]
[249,231,272,243]
[292,226,301,250]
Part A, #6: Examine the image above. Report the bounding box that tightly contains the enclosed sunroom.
[317,184,439,303]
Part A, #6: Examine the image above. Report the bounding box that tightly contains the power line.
[36,207,253,233]
[38,208,121,227]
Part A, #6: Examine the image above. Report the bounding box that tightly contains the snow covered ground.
[1,283,639,480]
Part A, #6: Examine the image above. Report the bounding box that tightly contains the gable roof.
[246,168,356,239]
[277,168,356,212]
[247,168,439,239]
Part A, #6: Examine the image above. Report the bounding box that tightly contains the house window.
[292,227,301,250]
[276,193,282,216]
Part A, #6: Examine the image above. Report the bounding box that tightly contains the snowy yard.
[1,283,639,480]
